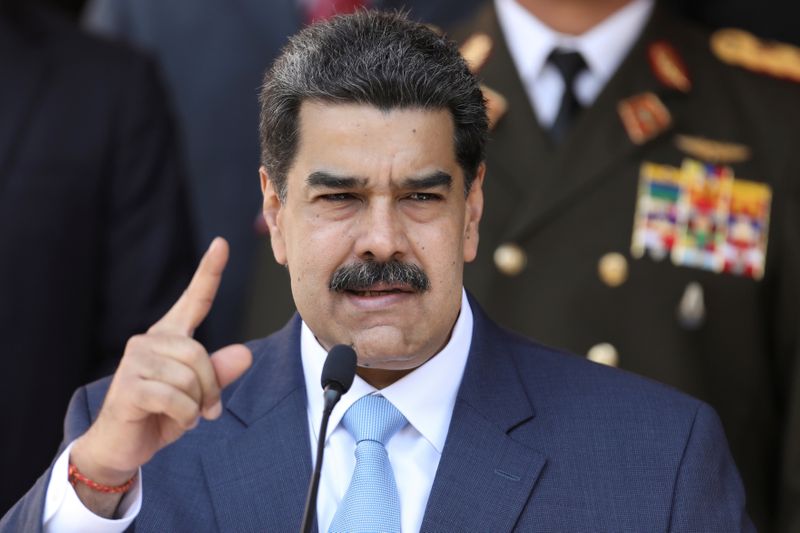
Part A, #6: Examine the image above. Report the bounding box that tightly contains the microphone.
[320,344,357,413]
[300,344,357,533]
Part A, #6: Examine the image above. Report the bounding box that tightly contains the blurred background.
[2,1,798,531]
[35,0,800,44]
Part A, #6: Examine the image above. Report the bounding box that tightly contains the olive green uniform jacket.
[451,3,800,532]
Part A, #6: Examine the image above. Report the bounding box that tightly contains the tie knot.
[548,48,587,86]
[341,395,407,445]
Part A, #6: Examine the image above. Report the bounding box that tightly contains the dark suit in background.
[451,3,800,531]
[1,302,753,532]
[82,0,485,350]
[0,2,194,513]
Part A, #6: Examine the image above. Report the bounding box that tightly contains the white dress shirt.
[43,290,474,532]
[303,289,473,533]
[494,0,655,127]
[43,441,141,532]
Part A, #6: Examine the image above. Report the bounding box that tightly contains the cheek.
[286,220,351,280]
[414,225,465,279]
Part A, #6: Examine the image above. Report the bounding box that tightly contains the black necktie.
[548,48,587,144]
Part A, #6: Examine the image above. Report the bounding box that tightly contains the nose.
[353,198,410,262]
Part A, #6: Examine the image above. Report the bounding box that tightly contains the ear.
[463,163,485,263]
[260,166,287,265]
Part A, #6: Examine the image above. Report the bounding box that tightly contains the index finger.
[150,237,229,336]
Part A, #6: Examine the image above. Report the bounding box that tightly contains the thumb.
[210,344,253,389]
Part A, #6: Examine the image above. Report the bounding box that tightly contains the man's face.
[261,102,483,380]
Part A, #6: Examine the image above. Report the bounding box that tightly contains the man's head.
[257,11,488,387]
[259,10,487,201]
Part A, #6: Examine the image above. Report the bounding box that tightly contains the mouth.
[346,284,415,297]
[341,283,418,310]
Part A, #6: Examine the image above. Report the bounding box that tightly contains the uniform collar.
[495,0,655,94]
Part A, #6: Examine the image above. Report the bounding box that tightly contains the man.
[2,11,752,532]
[450,1,800,530]
[82,0,486,350]
[0,0,194,513]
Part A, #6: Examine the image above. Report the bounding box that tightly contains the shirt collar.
[495,0,655,85]
[302,289,474,454]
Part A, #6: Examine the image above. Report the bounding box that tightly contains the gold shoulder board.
[711,28,800,82]
[460,33,493,74]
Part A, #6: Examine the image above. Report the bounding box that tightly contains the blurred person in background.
[0,0,194,512]
[82,0,485,351]
[448,0,800,531]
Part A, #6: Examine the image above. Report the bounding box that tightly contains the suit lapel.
[201,316,314,533]
[503,5,688,242]
[201,306,546,532]
[0,23,48,194]
[421,299,546,532]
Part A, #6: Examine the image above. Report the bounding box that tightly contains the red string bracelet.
[68,463,136,494]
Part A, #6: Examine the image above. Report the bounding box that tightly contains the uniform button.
[586,343,619,367]
[598,252,628,287]
[677,281,705,329]
[494,243,527,276]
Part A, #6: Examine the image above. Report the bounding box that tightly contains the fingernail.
[207,401,222,419]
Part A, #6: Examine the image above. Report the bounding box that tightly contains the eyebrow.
[401,171,452,190]
[305,170,452,190]
[306,171,367,189]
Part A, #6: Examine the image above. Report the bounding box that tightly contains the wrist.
[68,463,136,494]
[71,435,138,488]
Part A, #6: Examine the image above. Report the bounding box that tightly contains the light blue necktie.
[329,395,408,533]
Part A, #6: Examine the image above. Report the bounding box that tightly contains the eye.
[319,193,356,202]
[406,192,442,202]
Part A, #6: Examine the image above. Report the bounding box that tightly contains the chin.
[351,327,426,369]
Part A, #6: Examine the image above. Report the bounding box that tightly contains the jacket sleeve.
[668,402,755,532]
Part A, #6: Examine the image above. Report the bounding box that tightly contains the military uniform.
[452,3,800,532]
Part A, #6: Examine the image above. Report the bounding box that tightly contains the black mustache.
[329,261,430,293]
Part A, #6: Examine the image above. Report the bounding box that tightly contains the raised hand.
[69,238,252,516]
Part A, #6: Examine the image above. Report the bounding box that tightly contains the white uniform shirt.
[494,0,655,127]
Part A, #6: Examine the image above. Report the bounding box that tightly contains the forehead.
[289,101,461,186]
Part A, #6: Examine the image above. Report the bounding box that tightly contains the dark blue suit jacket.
[2,300,753,531]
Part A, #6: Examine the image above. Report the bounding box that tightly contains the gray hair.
[258,10,488,201]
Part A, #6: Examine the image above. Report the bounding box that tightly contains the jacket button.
[494,243,527,276]
[587,343,619,367]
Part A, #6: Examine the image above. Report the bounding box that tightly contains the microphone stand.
[300,386,341,533]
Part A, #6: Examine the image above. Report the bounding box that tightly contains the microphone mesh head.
[321,344,357,393]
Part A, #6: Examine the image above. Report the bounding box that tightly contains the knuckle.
[174,367,197,393]
[170,395,199,426]
[162,388,183,413]
[125,334,147,353]
[185,340,208,365]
